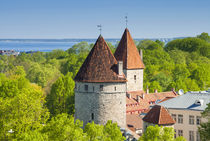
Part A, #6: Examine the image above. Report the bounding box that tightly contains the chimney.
[117,61,123,75]
[136,95,140,103]
[146,86,149,94]
[154,89,158,93]
[139,49,143,61]
[127,93,131,99]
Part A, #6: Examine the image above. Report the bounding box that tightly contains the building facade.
[159,91,210,141]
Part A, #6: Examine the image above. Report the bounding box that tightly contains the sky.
[0,0,210,39]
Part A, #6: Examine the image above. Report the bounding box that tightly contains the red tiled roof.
[74,35,127,82]
[127,114,143,130]
[143,105,175,125]
[114,28,144,69]
[126,91,177,114]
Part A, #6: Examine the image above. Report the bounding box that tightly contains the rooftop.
[114,28,144,69]
[126,90,177,114]
[158,91,210,111]
[142,105,176,125]
[74,35,126,83]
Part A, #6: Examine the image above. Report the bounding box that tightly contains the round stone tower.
[74,35,127,127]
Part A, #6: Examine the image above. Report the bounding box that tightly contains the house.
[158,90,210,141]
[142,105,175,132]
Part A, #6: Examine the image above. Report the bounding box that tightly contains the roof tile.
[114,28,144,69]
[142,105,175,125]
[74,35,127,82]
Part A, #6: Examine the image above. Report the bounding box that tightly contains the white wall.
[75,82,126,128]
[123,69,143,91]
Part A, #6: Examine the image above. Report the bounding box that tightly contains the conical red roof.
[114,28,144,69]
[143,105,175,125]
[74,35,126,83]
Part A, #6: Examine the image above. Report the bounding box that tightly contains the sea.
[0,38,179,52]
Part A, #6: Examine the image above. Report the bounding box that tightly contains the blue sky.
[0,0,209,38]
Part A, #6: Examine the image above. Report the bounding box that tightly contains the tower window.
[85,85,88,91]
[100,85,103,91]
[91,113,94,120]
[114,86,117,91]
[134,75,136,80]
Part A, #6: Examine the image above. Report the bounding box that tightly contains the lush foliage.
[0,69,49,139]
[139,125,186,141]
[137,33,210,92]
[46,72,75,117]
[199,103,210,141]
[0,32,209,139]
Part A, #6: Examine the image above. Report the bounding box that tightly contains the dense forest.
[0,32,210,140]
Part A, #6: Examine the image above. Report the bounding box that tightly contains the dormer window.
[195,99,204,106]
[85,85,88,91]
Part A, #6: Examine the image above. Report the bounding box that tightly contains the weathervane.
[125,15,128,28]
[97,24,102,35]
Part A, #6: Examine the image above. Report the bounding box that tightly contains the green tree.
[199,103,210,141]
[197,32,210,42]
[46,72,75,116]
[84,120,125,141]
[0,74,49,139]
[84,121,105,141]
[104,120,125,141]
[139,125,186,141]
[42,113,86,141]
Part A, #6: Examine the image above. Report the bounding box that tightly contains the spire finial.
[125,14,128,28]
[97,24,102,35]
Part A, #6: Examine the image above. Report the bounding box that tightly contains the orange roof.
[126,91,177,113]
[74,35,126,83]
[127,114,143,130]
[143,105,175,125]
[114,28,144,69]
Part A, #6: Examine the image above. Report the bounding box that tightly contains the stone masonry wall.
[123,69,143,91]
[75,82,126,128]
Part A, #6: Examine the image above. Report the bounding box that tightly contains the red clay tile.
[114,28,144,69]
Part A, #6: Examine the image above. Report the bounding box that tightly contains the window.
[91,113,94,120]
[114,86,117,91]
[174,129,176,138]
[85,85,88,91]
[93,86,95,92]
[178,114,183,124]
[189,115,195,125]
[196,116,201,125]
[172,114,176,122]
[189,131,194,141]
[75,84,77,90]
[100,85,103,91]
[134,75,137,80]
[178,130,183,136]
[196,131,200,141]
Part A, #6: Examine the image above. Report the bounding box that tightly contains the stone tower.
[74,35,127,127]
[114,28,144,92]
